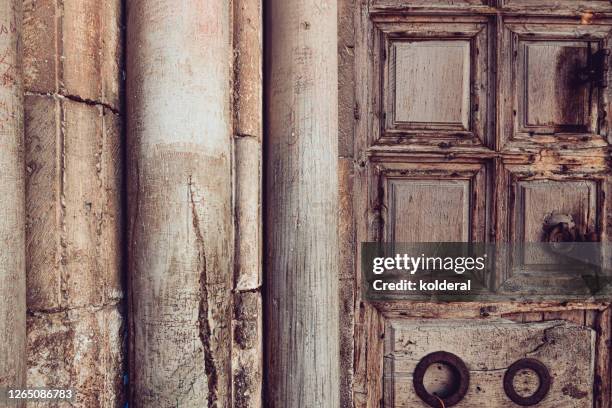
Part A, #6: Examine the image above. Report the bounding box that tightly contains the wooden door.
[353,1,612,407]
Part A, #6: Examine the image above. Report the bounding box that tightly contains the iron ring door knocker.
[413,351,470,407]
[503,358,552,406]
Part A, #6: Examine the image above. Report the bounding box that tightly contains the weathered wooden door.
[353,1,612,406]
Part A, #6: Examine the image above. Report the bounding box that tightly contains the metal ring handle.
[413,351,470,407]
[503,358,551,406]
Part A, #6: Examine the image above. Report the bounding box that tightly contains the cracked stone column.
[233,0,263,406]
[265,0,340,407]
[0,0,26,398]
[22,0,124,406]
[126,1,233,406]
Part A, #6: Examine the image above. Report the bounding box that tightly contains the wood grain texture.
[126,1,233,406]
[392,40,470,128]
[338,0,356,157]
[265,0,340,406]
[353,2,612,406]
[373,16,492,148]
[338,4,357,408]
[388,179,470,242]
[0,0,26,399]
[384,319,596,407]
[594,307,612,407]
[373,160,490,245]
[338,157,356,408]
[521,42,590,131]
[500,19,612,151]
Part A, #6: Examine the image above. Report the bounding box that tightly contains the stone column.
[0,0,26,397]
[126,1,233,406]
[265,0,340,407]
[233,0,263,406]
[22,0,124,405]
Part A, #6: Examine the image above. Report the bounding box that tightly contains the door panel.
[500,20,612,149]
[387,178,470,242]
[520,41,591,131]
[496,164,610,295]
[373,161,489,244]
[512,179,598,244]
[384,319,595,407]
[374,17,491,147]
[392,40,470,129]
[354,2,612,407]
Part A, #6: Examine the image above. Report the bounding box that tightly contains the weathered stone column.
[265,0,340,407]
[0,0,26,396]
[233,0,263,406]
[127,1,233,406]
[22,0,124,405]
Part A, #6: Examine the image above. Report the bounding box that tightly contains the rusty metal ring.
[413,351,470,407]
[503,358,551,406]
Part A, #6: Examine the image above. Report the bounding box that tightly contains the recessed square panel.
[372,18,491,147]
[387,179,470,242]
[392,40,471,129]
[500,20,612,148]
[520,41,591,133]
[515,180,597,245]
[497,164,609,296]
[371,161,489,244]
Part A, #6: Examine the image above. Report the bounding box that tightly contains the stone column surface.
[233,0,264,407]
[126,1,233,407]
[0,0,26,402]
[265,0,340,407]
[22,0,124,405]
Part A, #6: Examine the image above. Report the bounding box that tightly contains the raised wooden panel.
[372,17,491,148]
[520,41,591,132]
[384,319,595,407]
[371,161,490,244]
[392,41,470,129]
[514,180,598,244]
[387,179,470,242]
[497,164,609,296]
[500,20,612,149]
